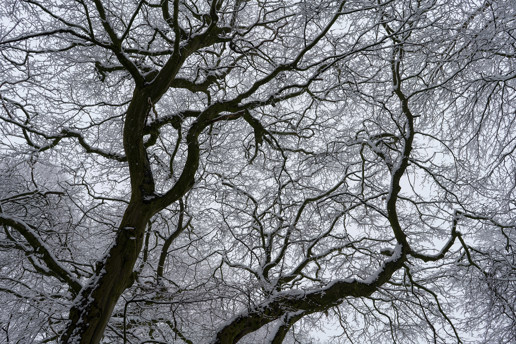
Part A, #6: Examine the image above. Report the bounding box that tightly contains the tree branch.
[0,214,82,295]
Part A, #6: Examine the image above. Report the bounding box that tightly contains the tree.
[0,0,514,343]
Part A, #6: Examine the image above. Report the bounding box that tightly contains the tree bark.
[61,201,152,343]
[61,88,160,343]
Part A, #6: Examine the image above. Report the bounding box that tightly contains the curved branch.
[92,0,145,85]
[269,311,305,344]
[0,111,127,161]
[0,213,82,295]
[211,245,405,343]
[157,199,188,279]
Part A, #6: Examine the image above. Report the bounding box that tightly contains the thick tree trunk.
[60,201,152,343]
[61,87,158,343]
[58,74,202,340]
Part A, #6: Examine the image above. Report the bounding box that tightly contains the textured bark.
[269,312,305,344]
[60,80,155,342]
[59,55,208,342]
[61,202,152,343]
[211,250,405,343]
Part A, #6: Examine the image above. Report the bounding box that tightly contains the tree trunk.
[60,201,152,343]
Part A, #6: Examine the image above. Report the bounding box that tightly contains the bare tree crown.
[0,0,514,343]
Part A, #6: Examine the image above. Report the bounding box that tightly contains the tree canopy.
[0,0,514,343]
